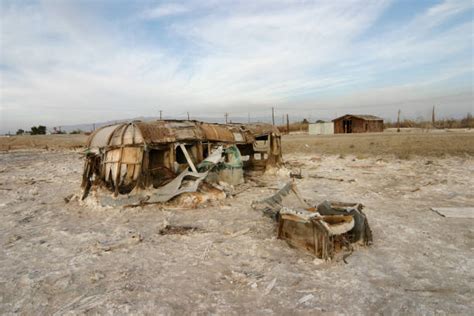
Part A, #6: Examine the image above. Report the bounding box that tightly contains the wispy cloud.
[141,2,191,19]
[0,0,472,132]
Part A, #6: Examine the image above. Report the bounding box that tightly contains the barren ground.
[0,132,473,314]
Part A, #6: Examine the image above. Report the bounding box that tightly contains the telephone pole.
[187,112,190,120]
[286,114,290,135]
[159,110,162,120]
[432,106,435,128]
[248,112,250,123]
[397,109,401,133]
[271,107,275,126]
[225,113,228,124]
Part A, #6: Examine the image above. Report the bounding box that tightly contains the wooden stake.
[397,109,401,133]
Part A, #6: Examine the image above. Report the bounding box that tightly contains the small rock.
[90,272,105,283]
[298,294,314,305]
[313,258,324,266]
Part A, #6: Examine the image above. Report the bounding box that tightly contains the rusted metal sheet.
[200,123,235,142]
[87,120,280,148]
[278,208,355,260]
[252,182,372,260]
[134,121,178,144]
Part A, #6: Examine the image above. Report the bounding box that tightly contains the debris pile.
[252,182,372,260]
[81,120,282,207]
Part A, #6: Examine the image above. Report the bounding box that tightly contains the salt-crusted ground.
[0,149,473,314]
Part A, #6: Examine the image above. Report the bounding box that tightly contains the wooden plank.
[178,144,197,173]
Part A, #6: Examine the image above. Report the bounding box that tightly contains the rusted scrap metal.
[252,182,372,260]
[81,120,282,205]
[251,182,309,219]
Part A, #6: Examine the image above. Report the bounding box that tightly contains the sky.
[0,0,473,132]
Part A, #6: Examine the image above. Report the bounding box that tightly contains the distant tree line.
[31,126,47,135]
[15,126,85,135]
[16,126,47,135]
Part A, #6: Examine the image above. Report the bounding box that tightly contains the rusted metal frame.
[103,161,142,165]
[196,141,204,162]
[105,123,127,147]
[100,143,141,151]
[129,124,138,190]
[207,142,212,157]
[101,124,126,180]
[168,143,175,173]
[140,142,172,187]
[99,144,139,184]
[113,124,128,196]
[139,146,150,189]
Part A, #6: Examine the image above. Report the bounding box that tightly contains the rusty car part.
[81,120,282,205]
[252,182,372,260]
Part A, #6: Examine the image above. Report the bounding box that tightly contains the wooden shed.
[332,114,384,134]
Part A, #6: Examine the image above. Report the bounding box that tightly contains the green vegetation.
[30,125,47,135]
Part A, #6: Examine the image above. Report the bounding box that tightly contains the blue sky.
[0,0,472,132]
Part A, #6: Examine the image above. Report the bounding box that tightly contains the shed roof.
[86,120,279,149]
[332,114,383,121]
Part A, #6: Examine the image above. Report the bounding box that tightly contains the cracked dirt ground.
[0,147,473,314]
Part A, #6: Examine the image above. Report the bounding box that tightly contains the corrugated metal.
[308,122,334,135]
[200,124,235,142]
[87,120,280,149]
[88,124,122,148]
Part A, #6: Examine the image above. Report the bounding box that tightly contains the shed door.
[343,120,352,133]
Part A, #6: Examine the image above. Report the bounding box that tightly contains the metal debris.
[81,120,282,206]
[252,182,373,260]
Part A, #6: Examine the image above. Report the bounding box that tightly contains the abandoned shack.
[332,114,384,134]
[81,120,282,204]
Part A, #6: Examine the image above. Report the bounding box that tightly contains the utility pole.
[92,123,95,131]
[286,114,290,135]
[187,112,190,120]
[159,110,162,120]
[397,109,401,133]
[272,107,275,126]
[225,113,228,124]
[248,112,250,123]
[432,106,435,128]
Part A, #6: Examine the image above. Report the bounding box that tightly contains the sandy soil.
[0,147,473,314]
[2,129,473,158]
[0,134,87,151]
[282,131,474,157]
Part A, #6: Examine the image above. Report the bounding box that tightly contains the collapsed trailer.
[81,120,282,205]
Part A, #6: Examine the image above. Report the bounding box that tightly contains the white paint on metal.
[308,122,334,135]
